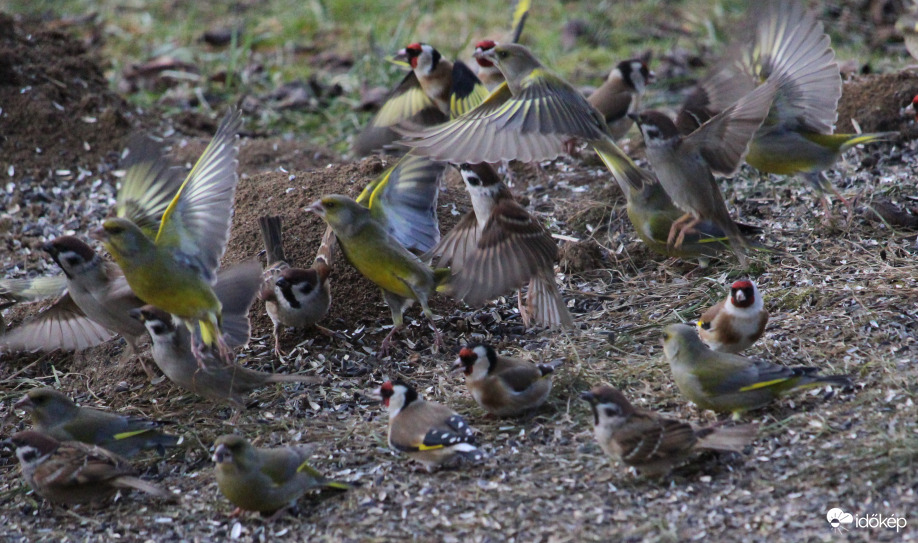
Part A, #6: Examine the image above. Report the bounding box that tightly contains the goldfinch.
[697,280,769,353]
[353,43,488,155]
[396,43,649,193]
[453,343,561,417]
[373,379,484,471]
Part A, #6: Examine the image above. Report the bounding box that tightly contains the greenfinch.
[10,431,175,506]
[356,153,446,254]
[662,323,852,418]
[15,388,179,457]
[677,0,896,217]
[396,43,648,193]
[212,434,349,517]
[620,177,766,266]
[92,108,242,364]
[581,385,757,477]
[309,195,450,355]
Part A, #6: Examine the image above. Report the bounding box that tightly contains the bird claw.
[378,327,401,358]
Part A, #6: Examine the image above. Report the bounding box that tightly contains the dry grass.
[2,136,917,541]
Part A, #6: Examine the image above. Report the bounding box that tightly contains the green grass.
[5,0,905,152]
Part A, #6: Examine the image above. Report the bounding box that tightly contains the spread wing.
[155,107,242,273]
[365,154,446,253]
[449,200,557,306]
[1,294,115,353]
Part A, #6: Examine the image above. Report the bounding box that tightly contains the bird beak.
[212,444,231,464]
[647,70,656,83]
[449,358,465,377]
[627,113,640,123]
[128,307,145,322]
[40,241,56,255]
[365,387,383,403]
[13,395,32,410]
[579,391,596,404]
[89,227,108,242]
[474,48,496,63]
[392,48,410,64]
[305,201,325,216]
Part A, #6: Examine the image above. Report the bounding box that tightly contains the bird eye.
[603,407,618,417]
[497,51,508,59]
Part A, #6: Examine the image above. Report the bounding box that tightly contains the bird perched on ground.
[632,74,778,267]
[258,216,333,358]
[15,388,178,458]
[663,323,851,417]
[353,42,488,155]
[309,195,450,355]
[373,379,484,471]
[428,162,573,328]
[619,176,767,265]
[212,434,349,518]
[131,304,322,413]
[581,385,757,477]
[92,107,242,364]
[452,343,561,417]
[8,431,175,506]
[396,43,649,193]
[697,280,769,353]
[678,0,896,218]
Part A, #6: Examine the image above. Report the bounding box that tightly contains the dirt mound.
[837,70,918,134]
[0,13,141,274]
[224,157,468,347]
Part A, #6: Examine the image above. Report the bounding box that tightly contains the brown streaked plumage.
[10,431,175,506]
[581,385,757,477]
[258,215,333,357]
[428,162,573,329]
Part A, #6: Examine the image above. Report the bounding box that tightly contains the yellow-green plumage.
[94,108,242,355]
[213,435,348,515]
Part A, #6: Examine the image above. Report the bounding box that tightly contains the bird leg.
[272,323,285,359]
[518,290,532,328]
[672,217,702,250]
[378,325,402,358]
[667,213,699,249]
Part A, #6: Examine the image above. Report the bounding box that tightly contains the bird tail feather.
[697,423,758,453]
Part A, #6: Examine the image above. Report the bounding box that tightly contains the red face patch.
[380,381,394,406]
